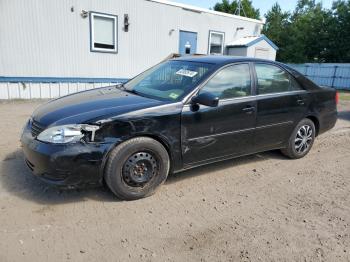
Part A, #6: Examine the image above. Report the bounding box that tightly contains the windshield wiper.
[125,89,140,95]
[116,83,141,96]
[115,83,126,90]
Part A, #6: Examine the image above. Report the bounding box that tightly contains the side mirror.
[191,92,219,107]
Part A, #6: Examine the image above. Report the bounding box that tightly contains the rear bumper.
[21,122,115,187]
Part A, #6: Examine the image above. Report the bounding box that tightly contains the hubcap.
[295,125,313,154]
[122,152,158,187]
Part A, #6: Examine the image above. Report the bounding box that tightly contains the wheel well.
[139,134,172,160]
[306,116,320,136]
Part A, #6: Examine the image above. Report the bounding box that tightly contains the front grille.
[31,120,45,137]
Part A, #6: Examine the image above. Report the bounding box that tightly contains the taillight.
[335,91,339,105]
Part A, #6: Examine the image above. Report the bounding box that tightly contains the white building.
[0,0,277,99]
[227,35,278,61]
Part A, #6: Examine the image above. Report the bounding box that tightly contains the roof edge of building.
[226,35,279,50]
[145,0,265,24]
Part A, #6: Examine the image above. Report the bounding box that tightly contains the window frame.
[253,62,305,96]
[89,12,118,53]
[208,30,225,55]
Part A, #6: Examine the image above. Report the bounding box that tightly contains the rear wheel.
[105,137,170,200]
[281,118,316,159]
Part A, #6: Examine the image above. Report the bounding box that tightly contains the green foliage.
[327,0,350,62]
[214,0,260,19]
[262,0,350,63]
[214,0,350,63]
[338,90,350,101]
[262,4,290,61]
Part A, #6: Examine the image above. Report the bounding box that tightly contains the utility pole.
[235,0,247,17]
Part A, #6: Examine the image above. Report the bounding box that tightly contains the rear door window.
[255,64,299,94]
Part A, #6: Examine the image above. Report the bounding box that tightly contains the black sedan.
[21,56,338,200]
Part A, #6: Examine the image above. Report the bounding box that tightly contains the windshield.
[124,60,213,101]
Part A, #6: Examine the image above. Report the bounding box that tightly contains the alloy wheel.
[294,125,313,154]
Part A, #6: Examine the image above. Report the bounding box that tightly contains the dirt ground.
[0,100,349,262]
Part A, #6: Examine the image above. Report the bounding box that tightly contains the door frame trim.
[187,120,293,142]
[187,126,255,142]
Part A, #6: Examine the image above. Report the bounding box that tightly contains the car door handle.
[297,99,305,105]
[242,106,255,114]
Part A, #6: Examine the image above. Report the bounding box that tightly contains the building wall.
[227,47,247,57]
[0,0,263,80]
[246,41,276,61]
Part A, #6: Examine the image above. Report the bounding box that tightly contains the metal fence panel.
[287,63,350,90]
[0,81,126,99]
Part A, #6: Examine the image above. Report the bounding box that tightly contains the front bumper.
[21,121,115,187]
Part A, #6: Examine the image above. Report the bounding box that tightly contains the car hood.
[32,86,165,127]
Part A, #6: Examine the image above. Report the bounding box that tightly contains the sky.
[172,0,333,16]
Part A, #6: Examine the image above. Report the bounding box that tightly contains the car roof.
[172,55,319,90]
[173,55,277,65]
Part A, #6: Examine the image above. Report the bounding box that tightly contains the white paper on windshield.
[176,69,198,78]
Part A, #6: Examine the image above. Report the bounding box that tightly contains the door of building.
[179,31,197,55]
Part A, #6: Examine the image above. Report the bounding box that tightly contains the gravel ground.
[0,100,349,262]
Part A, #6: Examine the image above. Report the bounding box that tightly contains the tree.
[263,0,339,63]
[290,0,333,62]
[262,3,291,61]
[214,0,260,20]
[328,0,350,62]
[217,0,350,62]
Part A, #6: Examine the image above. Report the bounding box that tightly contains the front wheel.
[281,118,316,159]
[104,137,170,200]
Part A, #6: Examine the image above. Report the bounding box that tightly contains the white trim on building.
[146,0,264,24]
[90,12,118,53]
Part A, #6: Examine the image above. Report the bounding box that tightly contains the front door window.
[199,64,251,99]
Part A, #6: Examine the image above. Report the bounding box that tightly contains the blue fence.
[287,63,350,90]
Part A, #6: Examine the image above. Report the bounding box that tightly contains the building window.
[208,31,225,55]
[90,12,117,53]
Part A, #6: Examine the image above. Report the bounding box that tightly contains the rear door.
[253,63,309,150]
[181,63,257,165]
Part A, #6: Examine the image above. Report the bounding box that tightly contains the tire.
[281,118,316,159]
[104,137,170,200]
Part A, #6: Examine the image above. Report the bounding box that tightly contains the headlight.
[37,124,100,144]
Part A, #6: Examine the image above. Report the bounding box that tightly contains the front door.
[179,31,197,55]
[181,63,256,165]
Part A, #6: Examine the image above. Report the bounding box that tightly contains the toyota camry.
[21,56,338,200]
